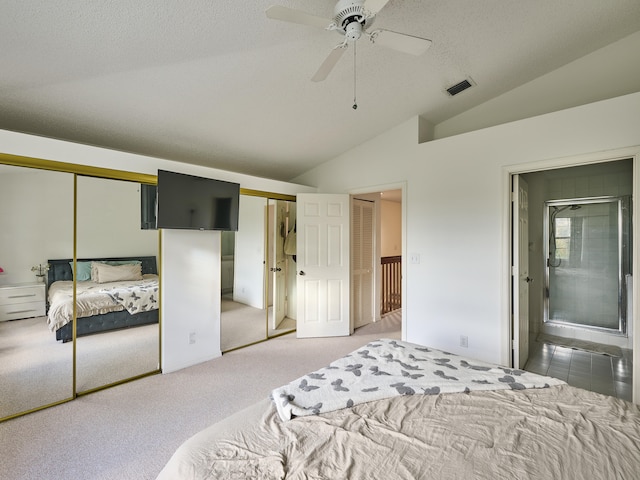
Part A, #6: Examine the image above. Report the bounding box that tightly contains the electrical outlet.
[460,335,468,348]
[189,331,196,344]
[410,253,420,264]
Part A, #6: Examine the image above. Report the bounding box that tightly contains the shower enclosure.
[544,196,631,334]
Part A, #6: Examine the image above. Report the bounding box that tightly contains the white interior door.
[352,198,375,329]
[296,193,351,338]
[513,175,530,368]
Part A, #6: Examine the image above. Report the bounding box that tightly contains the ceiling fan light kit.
[344,20,364,41]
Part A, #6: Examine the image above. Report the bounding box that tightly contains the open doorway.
[512,159,633,401]
[351,188,403,333]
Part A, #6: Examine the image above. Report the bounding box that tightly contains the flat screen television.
[156,170,240,231]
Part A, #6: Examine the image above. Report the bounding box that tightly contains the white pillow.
[93,262,143,284]
[91,262,106,282]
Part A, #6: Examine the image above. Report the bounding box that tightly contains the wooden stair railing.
[381,255,401,314]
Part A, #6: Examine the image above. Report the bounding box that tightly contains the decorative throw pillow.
[91,262,106,282]
[69,261,93,281]
[90,260,142,281]
[93,262,143,283]
[105,260,142,266]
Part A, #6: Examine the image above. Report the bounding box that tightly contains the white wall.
[0,167,73,285]
[294,92,640,367]
[0,130,315,373]
[76,176,158,258]
[233,195,266,309]
[162,229,221,372]
[380,200,401,257]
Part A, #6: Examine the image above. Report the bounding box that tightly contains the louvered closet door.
[352,199,375,329]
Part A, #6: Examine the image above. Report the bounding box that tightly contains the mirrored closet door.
[75,176,160,393]
[0,165,74,420]
[220,194,297,352]
[220,195,268,351]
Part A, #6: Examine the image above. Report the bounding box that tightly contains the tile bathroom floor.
[524,336,633,402]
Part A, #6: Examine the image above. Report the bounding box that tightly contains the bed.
[46,256,159,342]
[157,338,640,480]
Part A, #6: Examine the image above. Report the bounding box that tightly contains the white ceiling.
[1,1,639,182]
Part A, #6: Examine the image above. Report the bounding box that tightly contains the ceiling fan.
[266,0,432,82]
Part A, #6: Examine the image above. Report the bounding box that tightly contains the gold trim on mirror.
[240,188,296,202]
[0,152,157,185]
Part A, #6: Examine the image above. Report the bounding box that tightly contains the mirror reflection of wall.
[221,231,235,298]
[220,195,267,351]
[0,165,74,420]
[75,176,160,393]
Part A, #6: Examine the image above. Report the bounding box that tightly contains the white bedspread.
[158,385,640,480]
[46,275,159,332]
[158,340,639,480]
[271,338,565,420]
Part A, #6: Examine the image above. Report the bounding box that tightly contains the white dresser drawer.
[0,283,47,321]
[0,283,46,305]
[0,301,46,321]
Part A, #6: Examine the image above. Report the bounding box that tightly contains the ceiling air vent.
[446,78,474,96]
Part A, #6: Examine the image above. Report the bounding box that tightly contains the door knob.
[299,271,306,276]
[276,267,282,272]
[525,276,533,283]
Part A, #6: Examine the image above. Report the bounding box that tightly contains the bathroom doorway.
[512,158,634,400]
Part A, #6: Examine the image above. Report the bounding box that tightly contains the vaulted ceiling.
[1,1,639,181]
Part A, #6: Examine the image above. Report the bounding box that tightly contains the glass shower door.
[544,196,630,334]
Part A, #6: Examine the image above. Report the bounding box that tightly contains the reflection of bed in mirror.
[46,256,159,342]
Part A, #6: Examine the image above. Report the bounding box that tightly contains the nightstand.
[0,282,46,321]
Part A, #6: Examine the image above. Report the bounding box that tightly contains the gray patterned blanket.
[271,338,565,421]
[101,278,159,315]
[47,277,159,332]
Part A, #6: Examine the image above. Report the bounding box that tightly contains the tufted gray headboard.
[47,256,158,286]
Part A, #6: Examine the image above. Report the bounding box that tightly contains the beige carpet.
[0,316,74,417]
[220,299,295,351]
[537,333,623,357]
[0,316,158,419]
[0,310,401,480]
[76,323,159,391]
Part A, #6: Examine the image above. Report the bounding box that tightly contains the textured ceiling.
[1,1,639,181]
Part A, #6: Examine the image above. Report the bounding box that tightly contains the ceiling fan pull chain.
[352,40,358,110]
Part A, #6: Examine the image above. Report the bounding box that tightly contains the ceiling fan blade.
[266,5,333,29]
[311,45,348,82]
[368,29,432,56]
[363,0,391,15]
